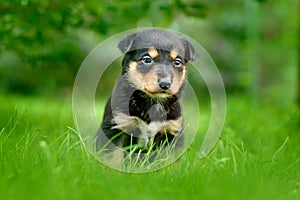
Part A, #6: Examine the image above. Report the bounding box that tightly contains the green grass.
[0,94,299,200]
[96,127,187,173]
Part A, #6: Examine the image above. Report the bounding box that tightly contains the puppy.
[96,29,198,158]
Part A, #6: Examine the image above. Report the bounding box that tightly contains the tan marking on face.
[180,67,187,85]
[151,93,172,98]
[170,50,178,60]
[127,59,186,98]
[127,61,144,89]
[129,60,137,69]
[148,48,159,59]
[164,116,183,135]
[169,66,186,95]
[143,67,159,93]
[127,62,163,96]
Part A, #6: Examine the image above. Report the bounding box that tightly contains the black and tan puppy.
[96,29,198,156]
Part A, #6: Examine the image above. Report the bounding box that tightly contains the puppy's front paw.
[112,112,145,133]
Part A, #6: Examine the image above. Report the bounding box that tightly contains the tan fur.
[169,66,186,95]
[148,48,159,59]
[127,61,162,95]
[129,61,138,68]
[165,116,183,135]
[127,61,144,89]
[170,50,178,60]
[180,67,187,86]
[127,54,186,98]
[143,68,159,93]
[150,93,171,98]
[113,112,182,138]
[112,112,140,131]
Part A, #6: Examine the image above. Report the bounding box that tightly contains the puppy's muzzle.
[158,78,171,90]
[157,64,172,91]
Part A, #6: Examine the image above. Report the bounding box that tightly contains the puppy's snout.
[158,78,171,90]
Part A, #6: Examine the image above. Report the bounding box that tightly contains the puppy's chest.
[129,98,169,123]
[112,91,183,141]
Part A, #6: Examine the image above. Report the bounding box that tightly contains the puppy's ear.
[118,33,138,53]
[181,37,198,62]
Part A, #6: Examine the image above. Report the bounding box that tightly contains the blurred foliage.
[0,0,207,95]
[177,0,298,106]
[0,0,298,107]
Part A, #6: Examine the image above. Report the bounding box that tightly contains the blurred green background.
[1,0,298,107]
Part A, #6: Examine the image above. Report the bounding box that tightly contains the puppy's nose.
[158,78,171,90]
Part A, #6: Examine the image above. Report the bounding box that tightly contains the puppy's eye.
[142,55,153,64]
[173,58,182,67]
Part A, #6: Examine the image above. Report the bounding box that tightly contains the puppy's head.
[118,29,198,98]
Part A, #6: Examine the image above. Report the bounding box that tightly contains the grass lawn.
[0,94,299,200]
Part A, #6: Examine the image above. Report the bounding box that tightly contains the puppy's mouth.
[144,89,173,98]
